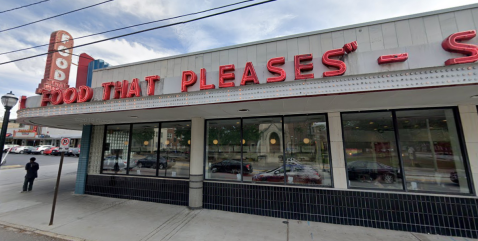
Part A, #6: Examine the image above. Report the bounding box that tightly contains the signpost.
[49,137,69,225]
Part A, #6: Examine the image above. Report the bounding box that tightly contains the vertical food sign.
[36,30,74,94]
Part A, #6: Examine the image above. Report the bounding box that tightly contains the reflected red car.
[252,164,322,184]
[43,147,59,155]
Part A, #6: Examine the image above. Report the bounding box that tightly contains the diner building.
[17,4,478,238]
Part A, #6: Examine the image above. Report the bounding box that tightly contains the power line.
[0,0,50,14]
[0,0,277,65]
[0,0,114,33]
[0,0,256,56]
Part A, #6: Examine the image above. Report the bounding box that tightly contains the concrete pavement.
[0,163,475,241]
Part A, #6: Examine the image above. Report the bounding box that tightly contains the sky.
[1,0,478,118]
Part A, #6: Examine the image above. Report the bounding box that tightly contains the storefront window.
[160,122,191,178]
[396,109,470,194]
[283,115,331,186]
[243,117,283,183]
[129,123,159,176]
[342,112,403,190]
[205,119,241,181]
[102,125,131,175]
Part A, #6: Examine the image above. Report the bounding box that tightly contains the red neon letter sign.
[181,71,197,92]
[267,57,286,83]
[102,82,114,101]
[114,80,128,99]
[127,78,141,98]
[241,62,259,85]
[377,53,409,64]
[219,65,235,88]
[40,90,51,107]
[442,30,478,66]
[145,75,160,96]
[200,68,215,90]
[19,96,27,110]
[77,86,94,103]
[294,54,314,80]
[50,89,64,105]
[322,41,358,77]
[63,88,78,104]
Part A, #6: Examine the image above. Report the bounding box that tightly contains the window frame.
[100,120,191,180]
[203,113,333,188]
[340,107,474,196]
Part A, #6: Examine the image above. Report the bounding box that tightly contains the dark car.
[23,146,37,154]
[252,164,322,184]
[135,155,175,169]
[210,159,253,174]
[51,149,62,156]
[347,161,400,184]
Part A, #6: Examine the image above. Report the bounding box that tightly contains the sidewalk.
[0,164,475,241]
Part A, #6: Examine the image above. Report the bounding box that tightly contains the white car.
[3,144,19,152]
[31,145,54,155]
[11,146,33,154]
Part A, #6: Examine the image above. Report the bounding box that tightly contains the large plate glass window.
[396,109,470,194]
[102,125,131,175]
[205,119,241,181]
[244,117,283,183]
[342,112,403,190]
[160,122,191,178]
[128,123,159,176]
[283,115,331,186]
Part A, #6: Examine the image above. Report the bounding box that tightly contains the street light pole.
[0,91,18,165]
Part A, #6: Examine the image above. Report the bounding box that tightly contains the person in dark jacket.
[22,157,39,192]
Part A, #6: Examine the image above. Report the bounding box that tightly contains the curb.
[0,221,86,241]
[0,165,23,170]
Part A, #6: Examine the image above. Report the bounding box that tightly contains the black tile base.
[203,182,478,239]
[85,175,189,206]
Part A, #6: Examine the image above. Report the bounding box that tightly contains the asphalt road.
[2,153,79,167]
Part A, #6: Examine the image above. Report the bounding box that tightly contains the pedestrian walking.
[22,157,39,193]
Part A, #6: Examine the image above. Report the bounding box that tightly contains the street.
[2,152,79,167]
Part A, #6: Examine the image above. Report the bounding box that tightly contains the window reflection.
[283,115,331,186]
[244,117,283,183]
[129,123,159,176]
[342,112,403,190]
[396,109,469,194]
[102,125,131,175]
[205,119,242,181]
[160,122,191,178]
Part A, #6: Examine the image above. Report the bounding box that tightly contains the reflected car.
[252,164,322,184]
[210,159,253,174]
[23,146,37,154]
[66,148,80,157]
[135,155,175,169]
[43,147,59,155]
[347,161,400,184]
[103,156,128,171]
[11,146,33,154]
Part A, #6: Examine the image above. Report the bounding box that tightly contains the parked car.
[210,159,253,174]
[252,164,322,184]
[3,144,19,152]
[347,161,400,184]
[31,145,54,155]
[66,148,80,157]
[51,149,61,156]
[22,146,37,154]
[102,156,135,171]
[43,147,59,155]
[11,146,33,154]
[135,155,175,169]
[103,156,127,171]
